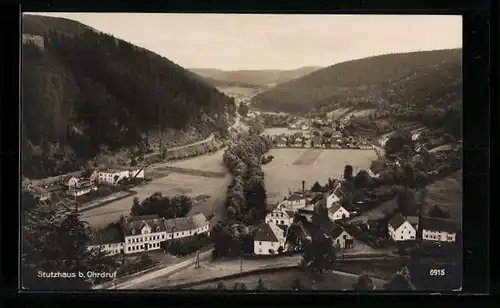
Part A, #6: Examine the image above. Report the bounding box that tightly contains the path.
[144,133,215,159]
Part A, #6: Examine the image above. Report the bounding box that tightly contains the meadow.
[262,148,377,205]
[81,149,230,228]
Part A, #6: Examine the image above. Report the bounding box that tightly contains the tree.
[216,281,226,290]
[354,170,373,189]
[352,272,375,290]
[384,268,416,291]
[233,281,247,290]
[428,205,450,219]
[300,234,337,275]
[385,131,413,155]
[130,196,141,216]
[311,181,323,192]
[255,277,268,291]
[22,205,118,290]
[291,278,304,291]
[394,186,418,216]
[343,165,354,181]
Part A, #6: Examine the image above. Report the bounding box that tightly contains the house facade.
[281,194,306,210]
[265,206,294,227]
[420,216,459,243]
[388,213,417,242]
[253,222,286,256]
[97,168,145,185]
[328,203,351,222]
[87,213,210,256]
[331,225,354,249]
[326,184,345,208]
[67,182,98,197]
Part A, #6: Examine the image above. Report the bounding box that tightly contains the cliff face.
[22,14,236,178]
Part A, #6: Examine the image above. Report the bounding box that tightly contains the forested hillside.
[191,66,322,87]
[22,15,236,178]
[252,49,462,113]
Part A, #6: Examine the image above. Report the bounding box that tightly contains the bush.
[165,234,211,257]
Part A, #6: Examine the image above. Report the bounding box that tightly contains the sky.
[30,13,462,71]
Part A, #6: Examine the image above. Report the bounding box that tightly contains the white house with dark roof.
[388,213,417,242]
[327,202,352,222]
[253,222,286,256]
[163,213,210,240]
[265,206,295,227]
[420,216,459,243]
[97,167,145,185]
[280,194,306,210]
[123,215,168,254]
[276,137,287,147]
[330,225,354,249]
[326,183,345,208]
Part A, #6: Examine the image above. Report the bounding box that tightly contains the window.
[280,220,284,225]
[128,247,130,251]
[410,236,415,239]
[259,241,262,245]
[403,225,406,229]
[182,232,184,236]
[400,236,403,240]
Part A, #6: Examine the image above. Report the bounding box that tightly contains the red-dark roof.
[420,216,460,233]
[389,213,407,229]
[254,223,279,242]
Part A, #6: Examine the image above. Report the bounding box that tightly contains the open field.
[217,86,262,98]
[81,150,230,228]
[263,148,377,204]
[190,267,387,291]
[166,148,229,173]
[262,127,296,136]
[423,170,462,222]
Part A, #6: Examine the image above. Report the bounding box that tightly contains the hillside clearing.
[263,148,377,204]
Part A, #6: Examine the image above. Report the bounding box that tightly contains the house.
[330,225,354,249]
[326,183,345,208]
[265,206,295,227]
[281,194,306,210]
[388,213,417,242]
[97,167,145,185]
[122,215,168,254]
[97,168,130,185]
[67,181,98,197]
[82,170,99,183]
[301,124,310,130]
[87,226,125,257]
[32,186,52,202]
[163,213,211,240]
[412,133,421,141]
[327,202,352,222]
[277,137,287,147]
[253,222,286,256]
[366,169,381,179]
[62,176,79,188]
[295,137,304,147]
[420,216,459,243]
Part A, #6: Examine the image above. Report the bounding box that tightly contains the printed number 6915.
[429,269,446,276]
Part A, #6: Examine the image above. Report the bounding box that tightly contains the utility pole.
[194,249,200,268]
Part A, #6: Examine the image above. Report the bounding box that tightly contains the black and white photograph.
[21,13,463,292]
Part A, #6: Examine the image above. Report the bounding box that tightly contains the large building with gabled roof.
[87,213,210,256]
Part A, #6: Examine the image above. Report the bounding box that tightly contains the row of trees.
[130,193,193,220]
[211,133,272,259]
[22,191,118,290]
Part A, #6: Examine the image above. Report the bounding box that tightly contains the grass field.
[263,148,377,204]
[423,170,462,222]
[191,267,387,291]
[81,150,231,228]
